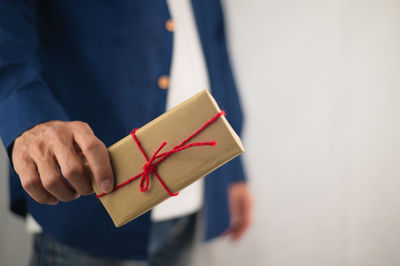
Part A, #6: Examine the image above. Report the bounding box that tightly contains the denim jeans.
[29,213,197,266]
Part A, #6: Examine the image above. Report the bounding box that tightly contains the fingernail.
[100,179,112,193]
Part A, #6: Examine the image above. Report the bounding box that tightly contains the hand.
[226,181,252,241]
[12,120,114,205]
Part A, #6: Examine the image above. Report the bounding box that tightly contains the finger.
[227,208,241,240]
[241,194,252,231]
[230,202,251,240]
[221,227,232,236]
[231,220,248,241]
[232,199,252,241]
[73,123,114,193]
[229,218,243,241]
[229,220,245,241]
[35,156,79,202]
[15,157,59,205]
[53,141,92,195]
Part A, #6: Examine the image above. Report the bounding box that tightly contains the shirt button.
[165,19,175,32]
[158,75,170,89]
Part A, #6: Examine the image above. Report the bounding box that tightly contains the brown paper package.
[92,89,245,227]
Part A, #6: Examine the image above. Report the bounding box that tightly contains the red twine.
[96,110,225,198]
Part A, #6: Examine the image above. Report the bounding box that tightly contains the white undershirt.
[151,0,210,221]
[26,0,210,231]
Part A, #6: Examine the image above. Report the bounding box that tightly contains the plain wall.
[1,0,400,265]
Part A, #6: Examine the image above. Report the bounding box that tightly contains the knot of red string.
[96,110,225,198]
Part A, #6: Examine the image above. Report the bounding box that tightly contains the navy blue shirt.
[0,0,246,259]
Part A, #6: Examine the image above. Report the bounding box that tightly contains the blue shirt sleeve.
[0,0,69,151]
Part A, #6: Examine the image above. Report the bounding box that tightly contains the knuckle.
[28,142,48,160]
[21,177,40,192]
[45,127,64,142]
[42,176,60,191]
[63,162,84,179]
[79,121,90,128]
[29,142,42,154]
[73,121,91,131]
[44,126,59,137]
[13,149,29,166]
[82,138,101,152]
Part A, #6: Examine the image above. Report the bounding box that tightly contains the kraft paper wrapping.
[92,90,245,227]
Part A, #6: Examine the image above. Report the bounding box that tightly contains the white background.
[1,0,400,265]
